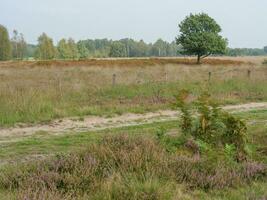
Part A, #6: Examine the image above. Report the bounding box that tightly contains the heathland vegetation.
[0,94,266,199]
[0,13,266,199]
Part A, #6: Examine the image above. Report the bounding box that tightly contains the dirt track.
[0,102,266,142]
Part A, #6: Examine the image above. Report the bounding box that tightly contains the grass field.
[0,57,266,126]
[0,57,266,199]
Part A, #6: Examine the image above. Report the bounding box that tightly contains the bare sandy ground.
[0,102,266,142]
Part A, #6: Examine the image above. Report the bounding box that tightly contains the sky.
[1,0,266,48]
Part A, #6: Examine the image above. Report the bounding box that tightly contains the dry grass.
[0,57,266,126]
[0,57,251,68]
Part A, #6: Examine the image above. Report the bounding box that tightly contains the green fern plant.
[156,126,167,140]
[224,144,236,162]
[175,90,247,161]
[174,89,193,135]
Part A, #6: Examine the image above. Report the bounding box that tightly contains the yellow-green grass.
[0,59,266,127]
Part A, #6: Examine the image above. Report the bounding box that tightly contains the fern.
[175,90,248,161]
[224,144,236,162]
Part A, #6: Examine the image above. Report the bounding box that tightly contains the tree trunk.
[197,55,201,64]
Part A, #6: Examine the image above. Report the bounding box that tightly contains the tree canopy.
[11,30,27,60]
[0,25,12,61]
[77,41,89,59]
[176,13,227,63]
[35,33,56,60]
[57,38,79,60]
[109,41,127,57]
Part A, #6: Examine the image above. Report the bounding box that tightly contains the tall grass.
[0,60,266,126]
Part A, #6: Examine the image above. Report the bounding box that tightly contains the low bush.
[174,90,248,161]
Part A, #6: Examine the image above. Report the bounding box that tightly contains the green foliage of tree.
[57,38,79,60]
[25,44,37,59]
[77,41,89,59]
[151,39,168,57]
[68,38,79,60]
[78,39,112,58]
[109,41,127,57]
[227,48,266,56]
[11,30,27,60]
[77,38,180,58]
[35,33,56,60]
[176,13,228,63]
[264,46,267,54]
[57,39,71,59]
[0,25,12,61]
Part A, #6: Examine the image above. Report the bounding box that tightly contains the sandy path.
[0,102,266,141]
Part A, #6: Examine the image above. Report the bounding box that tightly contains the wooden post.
[112,74,116,86]
[165,72,167,82]
[247,69,251,79]
[208,72,211,82]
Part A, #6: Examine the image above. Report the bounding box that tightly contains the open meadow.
[0,57,266,126]
[0,57,266,199]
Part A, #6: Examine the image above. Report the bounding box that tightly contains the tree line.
[0,22,267,61]
[0,26,181,61]
[226,48,267,56]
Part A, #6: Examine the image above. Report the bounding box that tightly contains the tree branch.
[201,53,211,59]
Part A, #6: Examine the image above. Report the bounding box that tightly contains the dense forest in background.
[0,24,267,61]
[21,39,267,59]
[20,40,267,58]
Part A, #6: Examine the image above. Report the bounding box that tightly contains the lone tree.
[0,25,12,61]
[176,13,227,64]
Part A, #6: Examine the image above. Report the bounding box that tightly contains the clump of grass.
[262,59,267,65]
[0,135,265,199]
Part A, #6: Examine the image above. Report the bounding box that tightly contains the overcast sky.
[1,0,266,48]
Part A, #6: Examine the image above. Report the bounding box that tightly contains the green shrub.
[173,89,193,135]
[224,144,237,162]
[175,90,247,160]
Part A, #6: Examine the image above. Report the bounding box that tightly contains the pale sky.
[1,0,266,48]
